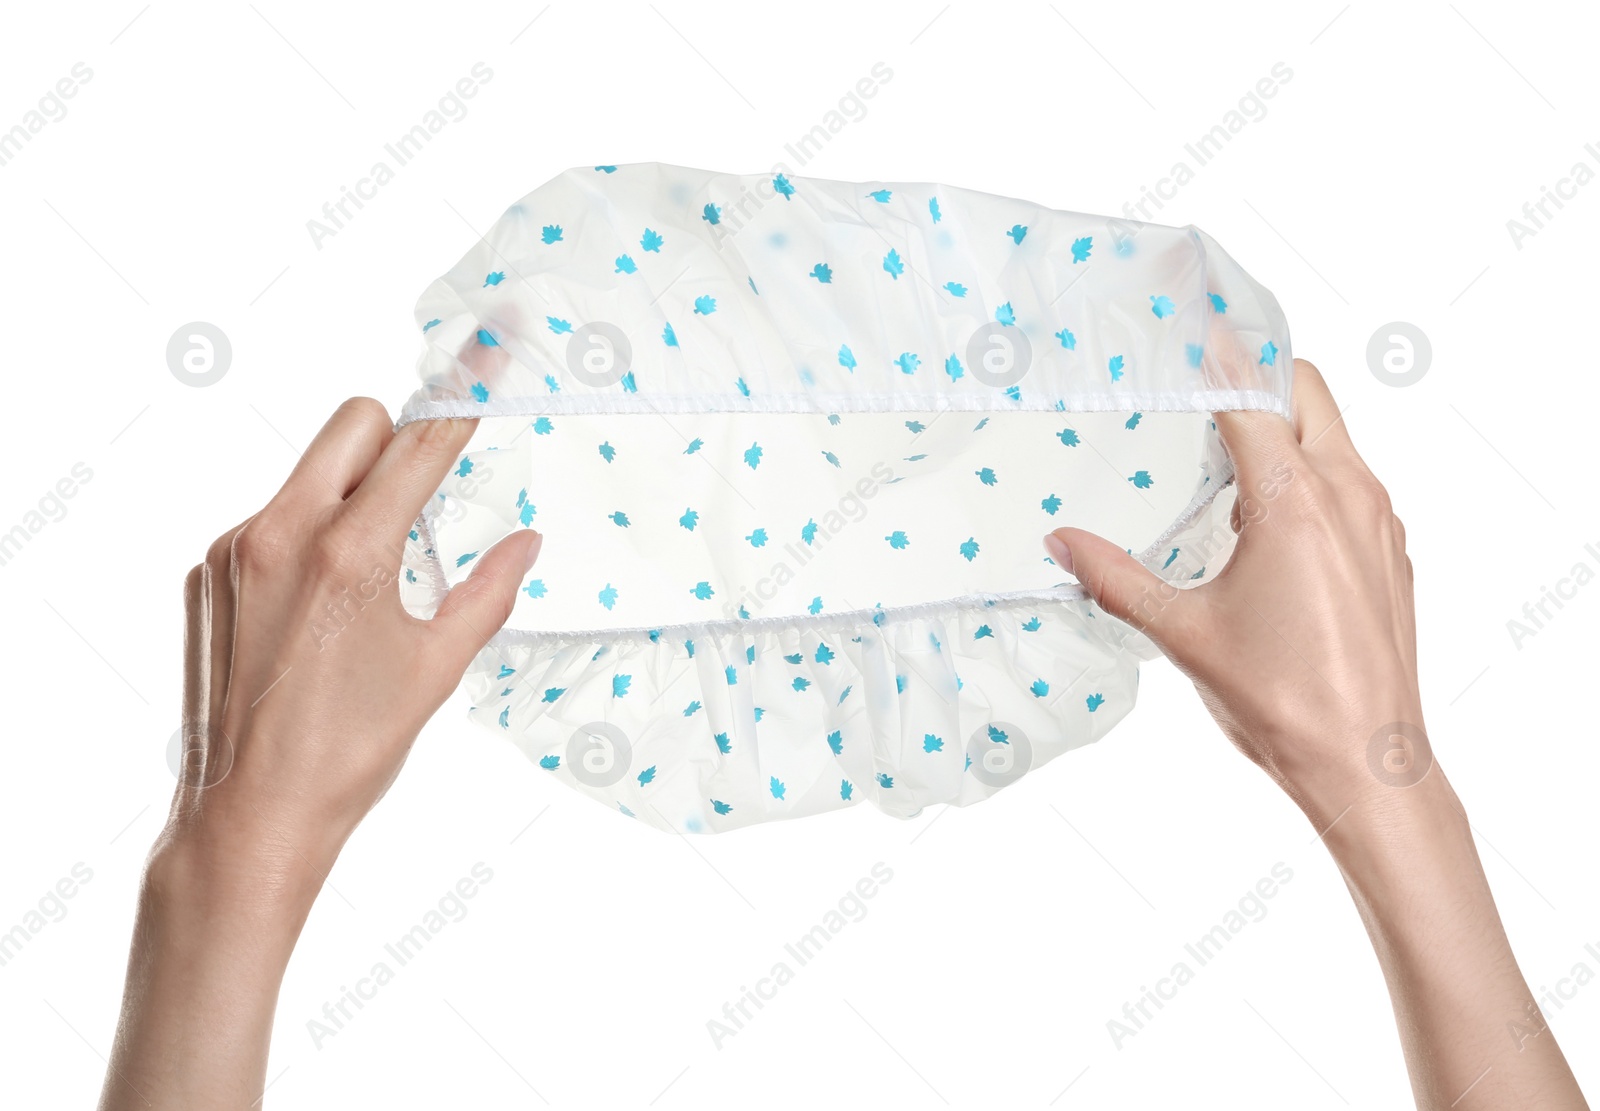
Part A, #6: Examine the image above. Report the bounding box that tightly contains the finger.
[280,397,395,507]
[448,317,515,397]
[1288,360,1356,457]
[183,564,207,733]
[1212,408,1300,492]
[177,562,210,797]
[429,530,541,673]
[1045,527,1200,651]
[1198,306,1300,489]
[342,417,478,553]
[204,519,252,722]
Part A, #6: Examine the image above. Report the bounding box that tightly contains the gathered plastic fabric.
[396,163,1292,833]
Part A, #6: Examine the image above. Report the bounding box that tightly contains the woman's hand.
[99,399,537,1110]
[1046,360,1588,1111]
[168,399,537,872]
[1046,360,1422,824]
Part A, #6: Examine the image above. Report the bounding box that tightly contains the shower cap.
[396,163,1291,833]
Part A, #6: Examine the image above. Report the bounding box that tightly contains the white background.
[2,1,1597,1107]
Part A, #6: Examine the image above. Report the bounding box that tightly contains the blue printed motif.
[407,165,1288,834]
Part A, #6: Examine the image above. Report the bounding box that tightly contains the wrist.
[1270,701,1435,830]
[146,807,331,940]
[101,817,320,1110]
[1304,765,1505,947]
[1314,766,1470,869]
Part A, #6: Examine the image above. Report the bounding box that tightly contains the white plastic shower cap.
[396,163,1291,833]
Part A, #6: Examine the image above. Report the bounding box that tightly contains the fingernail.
[522,531,543,573]
[1043,533,1073,573]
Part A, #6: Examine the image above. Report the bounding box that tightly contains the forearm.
[98,405,527,1107]
[98,831,323,1110]
[1314,771,1587,1111]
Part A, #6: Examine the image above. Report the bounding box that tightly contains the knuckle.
[1316,459,1390,521]
[205,530,236,573]
[231,517,287,571]
[230,529,265,570]
[1352,475,1393,518]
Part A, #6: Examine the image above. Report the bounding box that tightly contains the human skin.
[98,369,1587,1108]
[97,401,539,1109]
[1047,361,1587,1110]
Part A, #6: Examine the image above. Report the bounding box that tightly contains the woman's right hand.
[1045,359,1424,823]
[1044,359,1587,1110]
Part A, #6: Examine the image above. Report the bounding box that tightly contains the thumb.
[1045,527,1195,646]
[429,529,542,669]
